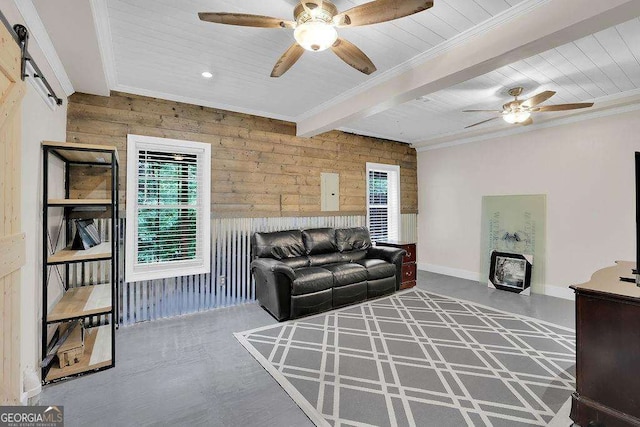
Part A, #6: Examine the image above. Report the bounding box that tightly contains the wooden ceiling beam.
[296,0,640,138]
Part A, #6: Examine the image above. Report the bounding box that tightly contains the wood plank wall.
[66,91,418,217]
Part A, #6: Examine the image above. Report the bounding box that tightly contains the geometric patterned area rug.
[235,289,576,427]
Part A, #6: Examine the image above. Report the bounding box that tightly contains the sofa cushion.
[302,228,337,255]
[322,263,368,287]
[355,259,396,280]
[281,257,310,269]
[253,230,305,260]
[291,267,334,295]
[309,252,344,266]
[336,227,372,252]
[341,249,367,262]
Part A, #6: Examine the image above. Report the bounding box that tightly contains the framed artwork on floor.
[488,251,533,295]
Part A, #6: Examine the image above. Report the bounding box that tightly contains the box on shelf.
[56,321,85,368]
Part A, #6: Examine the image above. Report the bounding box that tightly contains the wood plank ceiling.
[35,0,640,145]
[344,17,640,146]
[104,0,526,119]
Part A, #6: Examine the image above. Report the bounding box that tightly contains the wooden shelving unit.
[45,325,113,382]
[41,141,119,384]
[47,284,112,323]
[48,199,112,207]
[47,242,112,265]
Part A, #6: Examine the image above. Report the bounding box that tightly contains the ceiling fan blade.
[519,117,534,126]
[198,12,295,29]
[271,43,305,77]
[334,0,433,27]
[534,102,594,112]
[521,90,556,108]
[331,38,377,75]
[465,117,499,129]
[462,109,503,113]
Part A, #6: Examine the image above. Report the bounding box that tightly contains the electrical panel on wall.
[321,173,340,211]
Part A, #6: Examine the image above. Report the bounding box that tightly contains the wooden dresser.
[375,240,416,289]
[570,261,640,427]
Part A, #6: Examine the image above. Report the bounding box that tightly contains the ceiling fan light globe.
[294,21,338,52]
[503,110,531,124]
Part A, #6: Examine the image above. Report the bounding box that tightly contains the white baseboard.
[418,263,480,282]
[419,263,576,301]
[543,285,575,301]
[21,367,41,404]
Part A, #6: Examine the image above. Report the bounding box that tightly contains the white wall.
[417,109,639,296]
[20,82,67,400]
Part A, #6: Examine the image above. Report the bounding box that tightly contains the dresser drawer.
[402,245,416,263]
[400,281,416,290]
[402,263,416,282]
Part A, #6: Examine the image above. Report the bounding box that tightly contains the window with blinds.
[366,163,400,242]
[126,135,211,282]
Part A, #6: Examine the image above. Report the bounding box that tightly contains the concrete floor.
[39,272,575,426]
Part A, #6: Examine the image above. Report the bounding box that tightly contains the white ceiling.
[27,0,640,147]
[101,0,525,119]
[345,17,640,146]
[32,0,109,96]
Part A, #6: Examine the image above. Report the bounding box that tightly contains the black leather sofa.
[250,227,406,321]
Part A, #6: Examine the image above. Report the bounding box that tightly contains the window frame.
[125,134,211,282]
[366,162,401,242]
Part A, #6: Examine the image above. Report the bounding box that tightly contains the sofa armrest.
[251,258,295,280]
[366,246,406,265]
[250,258,295,321]
[366,246,406,290]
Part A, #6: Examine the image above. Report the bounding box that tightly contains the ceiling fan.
[198,0,434,77]
[463,87,594,128]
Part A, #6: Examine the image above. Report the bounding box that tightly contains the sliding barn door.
[0,23,26,404]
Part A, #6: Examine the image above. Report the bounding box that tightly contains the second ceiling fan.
[199,0,434,77]
[464,87,594,128]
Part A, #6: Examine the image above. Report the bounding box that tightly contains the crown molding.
[415,90,640,152]
[294,0,551,124]
[114,84,296,123]
[90,0,295,122]
[13,0,74,96]
[90,0,117,89]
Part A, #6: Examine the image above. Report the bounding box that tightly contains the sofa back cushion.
[302,228,337,255]
[336,227,372,252]
[341,249,368,262]
[252,230,305,260]
[281,257,310,269]
[308,252,344,266]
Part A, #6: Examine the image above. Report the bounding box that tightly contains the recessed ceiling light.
[201,71,213,79]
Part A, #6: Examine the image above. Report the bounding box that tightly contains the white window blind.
[366,163,400,241]
[126,135,211,282]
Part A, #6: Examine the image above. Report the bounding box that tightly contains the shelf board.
[45,325,112,382]
[48,242,112,265]
[42,141,119,165]
[47,284,112,323]
[48,198,112,207]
